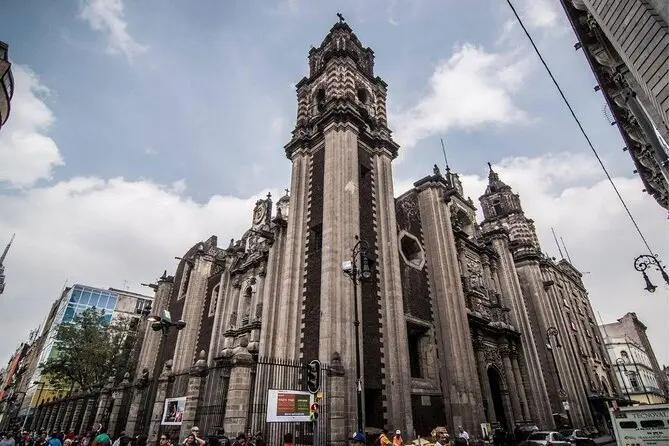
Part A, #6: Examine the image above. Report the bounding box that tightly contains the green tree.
[40,307,138,391]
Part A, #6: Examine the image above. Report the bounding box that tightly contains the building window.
[309,224,322,253]
[134,298,151,315]
[629,374,640,391]
[209,285,221,317]
[493,199,503,216]
[398,231,426,270]
[407,323,428,379]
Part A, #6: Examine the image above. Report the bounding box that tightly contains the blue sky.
[0,0,667,367]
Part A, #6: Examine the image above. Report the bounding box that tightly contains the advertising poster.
[161,396,186,425]
[266,389,313,423]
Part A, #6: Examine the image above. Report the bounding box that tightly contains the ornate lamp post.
[146,309,186,336]
[342,235,375,435]
[633,255,669,293]
[546,326,573,428]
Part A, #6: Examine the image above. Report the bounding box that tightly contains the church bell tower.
[264,17,414,435]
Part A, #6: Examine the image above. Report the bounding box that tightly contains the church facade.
[133,22,619,443]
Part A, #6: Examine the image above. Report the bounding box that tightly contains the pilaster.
[69,397,85,433]
[173,255,213,373]
[223,340,254,435]
[416,183,485,431]
[373,153,413,434]
[272,151,310,359]
[327,352,347,446]
[108,375,131,437]
[124,369,150,436]
[179,351,209,441]
[148,360,173,443]
[474,338,495,423]
[510,347,530,420]
[45,401,58,432]
[488,233,552,427]
[137,276,173,379]
[501,347,521,424]
[79,395,97,433]
[53,400,66,433]
[94,378,115,429]
[60,398,75,432]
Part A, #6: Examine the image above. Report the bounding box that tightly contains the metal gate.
[246,357,330,446]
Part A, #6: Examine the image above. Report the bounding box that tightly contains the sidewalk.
[594,435,615,445]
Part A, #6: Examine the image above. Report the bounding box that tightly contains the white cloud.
[458,152,669,365]
[0,176,280,363]
[392,43,530,151]
[79,0,148,62]
[0,65,64,188]
[517,0,561,30]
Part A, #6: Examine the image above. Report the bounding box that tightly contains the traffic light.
[310,402,320,422]
[307,359,321,394]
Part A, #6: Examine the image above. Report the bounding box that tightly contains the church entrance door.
[487,367,509,429]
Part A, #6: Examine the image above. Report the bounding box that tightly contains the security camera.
[341,260,353,273]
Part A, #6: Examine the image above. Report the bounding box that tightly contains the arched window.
[316,88,326,112]
[357,88,369,104]
[209,284,220,317]
[493,199,503,216]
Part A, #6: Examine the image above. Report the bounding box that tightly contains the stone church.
[134,20,619,443]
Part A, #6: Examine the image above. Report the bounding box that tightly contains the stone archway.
[487,366,509,429]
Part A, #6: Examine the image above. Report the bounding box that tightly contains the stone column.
[94,378,115,428]
[511,349,530,421]
[60,398,75,432]
[501,391,514,430]
[42,403,54,431]
[148,360,173,443]
[79,395,97,433]
[108,374,131,437]
[124,369,150,436]
[328,352,347,446]
[34,404,51,430]
[53,401,66,433]
[69,397,85,434]
[474,338,495,423]
[223,340,254,435]
[179,351,209,441]
[501,347,521,424]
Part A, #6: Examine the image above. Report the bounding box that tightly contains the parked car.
[525,431,571,446]
[559,429,596,446]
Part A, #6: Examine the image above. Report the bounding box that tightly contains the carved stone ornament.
[483,346,503,370]
[229,311,237,328]
[255,303,263,319]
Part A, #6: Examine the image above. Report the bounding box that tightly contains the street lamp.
[546,326,573,428]
[342,235,375,435]
[615,358,631,402]
[633,254,669,293]
[147,309,186,336]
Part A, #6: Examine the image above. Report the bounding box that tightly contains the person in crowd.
[91,427,110,446]
[457,427,469,445]
[47,433,61,446]
[392,430,404,446]
[0,431,17,446]
[281,433,293,446]
[157,434,171,446]
[182,434,197,446]
[375,429,391,446]
[349,432,365,446]
[183,428,204,446]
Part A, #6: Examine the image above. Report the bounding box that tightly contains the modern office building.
[0,234,15,295]
[17,284,153,424]
[0,40,12,131]
[600,312,669,404]
[559,0,669,210]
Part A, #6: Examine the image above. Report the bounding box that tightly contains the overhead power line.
[505,0,656,257]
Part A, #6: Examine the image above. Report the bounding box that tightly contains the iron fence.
[246,357,330,446]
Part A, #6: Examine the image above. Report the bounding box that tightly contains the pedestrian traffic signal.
[307,359,321,394]
[310,402,320,422]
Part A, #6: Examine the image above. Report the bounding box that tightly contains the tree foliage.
[40,307,138,391]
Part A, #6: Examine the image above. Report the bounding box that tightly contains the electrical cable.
[505,0,656,257]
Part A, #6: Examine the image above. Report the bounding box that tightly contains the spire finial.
[487,162,493,172]
[0,233,15,265]
[336,12,345,23]
[284,188,289,196]
[440,138,450,172]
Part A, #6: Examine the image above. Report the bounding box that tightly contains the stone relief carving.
[483,346,503,372]
[255,303,263,320]
[466,257,485,290]
[229,311,237,329]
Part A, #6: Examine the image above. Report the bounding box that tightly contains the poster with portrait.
[161,396,186,425]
